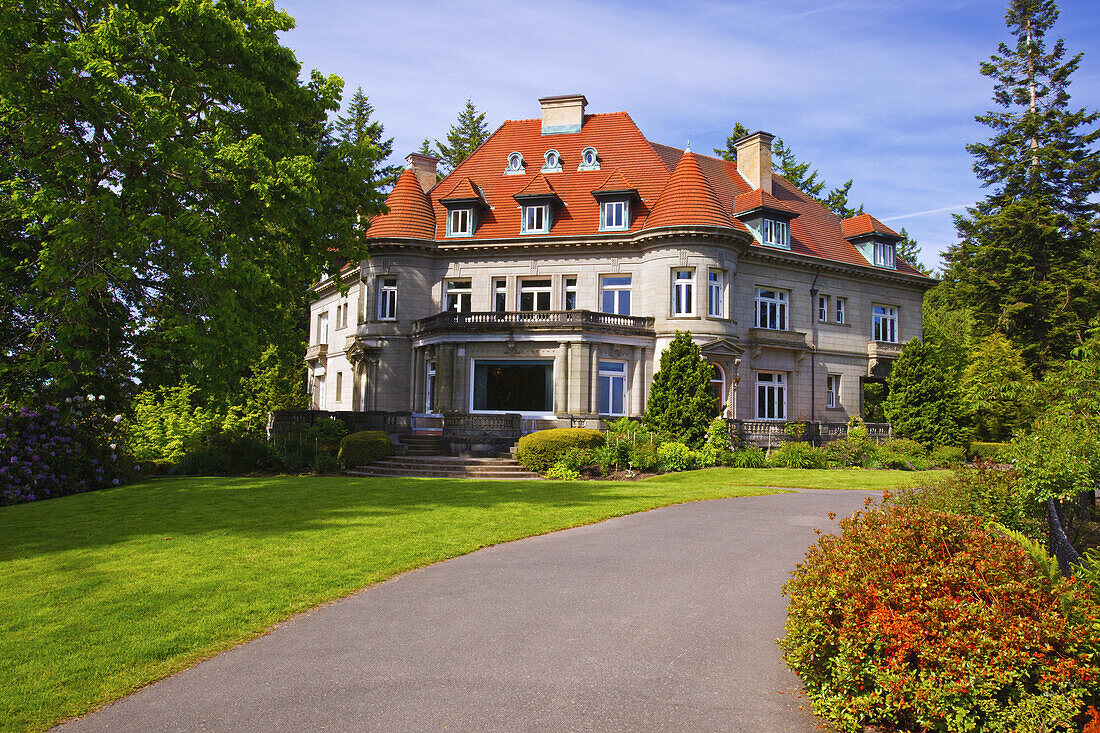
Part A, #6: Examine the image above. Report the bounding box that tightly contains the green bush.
[137,459,176,476]
[767,442,828,469]
[336,431,395,469]
[642,331,719,447]
[123,382,247,461]
[968,441,1010,462]
[930,444,967,468]
[705,417,731,451]
[781,504,1100,732]
[696,446,720,468]
[628,443,658,472]
[516,428,606,472]
[174,433,279,475]
[545,462,580,481]
[728,447,767,468]
[883,438,928,460]
[823,427,880,468]
[868,448,917,471]
[311,453,340,474]
[555,447,594,473]
[656,441,694,472]
[307,418,348,456]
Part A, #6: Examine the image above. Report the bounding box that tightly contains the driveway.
[59,488,873,732]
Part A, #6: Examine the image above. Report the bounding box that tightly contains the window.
[445,279,471,313]
[601,200,627,231]
[448,208,472,237]
[762,218,790,248]
[708,270,724,318]
[598,361,626,416]
[600,275,631,315]
[519,279,551,311]
[709,363,726,408]
[316,371,327,410]
[493,279,507,313]
[578,146,600,171]
[316,311,329,345]
[836,297,846,324]
[336,372,343,403]
[425,359,437,413]
[755,288,788,330]
[673,269,694,316]
[874,241,896,268]
[818,295,828,323]
[334,302,348,330]
[826,374,840,409]
[563,277,577,310]
[377,277,397,320]
[873,305,898,343]
[542,149,562,172]
[756,372,786,420]
[506,152,525,174]
[473,360,553,413]
[522,204,550,233]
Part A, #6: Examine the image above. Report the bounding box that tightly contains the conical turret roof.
[366,168,436,239]
[644,150,734,229]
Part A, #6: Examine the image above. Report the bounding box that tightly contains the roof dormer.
[591,169,639,232]
[513,173,561,234]
[733,189,799,250]
[440,177,489,238]
[842,214,901,269]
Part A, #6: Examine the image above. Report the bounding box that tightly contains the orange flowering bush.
[780,503,1100,732]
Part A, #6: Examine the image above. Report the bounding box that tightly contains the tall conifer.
[433,99,490,174]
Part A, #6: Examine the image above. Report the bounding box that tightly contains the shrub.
[137,459,176,476]
[883,438,929,461]
[705,417,732,451]
[555,447,594,473]
[175,433,280,475]
[892,463,1040,538]
[123,382,243,462]
[656,441,694,472]
[930,444,967,468]
[824,421,879,468]
[1011,412,1100,504]
[868,448,918,470]
[591,444,622,475]
[628,443,658,472]
[781,504,1100,733]
[884,338,969,447]
[337,431,395,469]
[307,417,348,456]
[642,331,719,447]
[696,446,720,468]
[728,447,767,468]
[310,453,340,474]
[968,441,1011,463]
[516,428,606,472]
[545,462,581,481]
[767,442,828,469]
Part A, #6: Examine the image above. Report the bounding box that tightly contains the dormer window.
[762,218,790,248]
[542,149,562,173]
[447,207,473,237]
[505,152,525,175]
[578,146,600,171]
[600,199,629,231]
[874,240,896,269]
[522,203,550,234]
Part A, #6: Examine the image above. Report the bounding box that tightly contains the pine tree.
[712,122,751,162]
[772,137,826,198]
[943,0,1100,373]
[642,332,719,447]
[332,87,399,189]
[884,339,969,447]
[963,333,1035,441]
[896,227,932,275]
[434,99,490,174]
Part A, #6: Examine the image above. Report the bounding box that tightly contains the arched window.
[542,149,562,172]
[578,146,600,171]
[505,151,525,175]
[709,363,726,409]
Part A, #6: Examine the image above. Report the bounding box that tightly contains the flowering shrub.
[0,397,133,505]
[893,463,1040,538]
[781,503,1100,732]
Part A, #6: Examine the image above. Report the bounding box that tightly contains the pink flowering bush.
[0,396,135,505]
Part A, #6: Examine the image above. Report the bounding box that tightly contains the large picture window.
[473,360,553,413]
[518,279,551,311]
[673,269,694,316]
[598,361,626,416]
[755,288,788,330]
[445,280,471,313]
[600,275,631,315]
[756,372,786,420]
[873,305,898,343]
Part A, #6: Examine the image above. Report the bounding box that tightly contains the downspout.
[809,268,821,444]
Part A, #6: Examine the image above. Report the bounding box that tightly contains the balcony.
[867,340,903,360]
[413,310,655,338]
[305,343,328,361]
[747,327,808,350]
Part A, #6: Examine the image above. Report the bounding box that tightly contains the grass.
[0,468,928,732]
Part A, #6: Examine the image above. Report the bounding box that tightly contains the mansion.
[306,95,933,430]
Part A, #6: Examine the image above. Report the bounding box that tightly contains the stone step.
[347,455,540,480]
[346,467,541,480]
[383,456,525,466]
[368,461,535,475]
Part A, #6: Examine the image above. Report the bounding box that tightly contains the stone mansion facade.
[306,95,933,430]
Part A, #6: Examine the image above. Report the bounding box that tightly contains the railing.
[267,410,412,437]
[867,340,904,359]
[746,328,808,349]
[728,419,893,448]
[305,343,328,361]
[414,309,655,336]
[441,411,523,439]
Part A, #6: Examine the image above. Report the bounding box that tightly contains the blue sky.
[277,0,1100,272]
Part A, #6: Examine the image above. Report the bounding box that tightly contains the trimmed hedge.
[516,428,605,472]
[969,441,1011,462]
[337,431,395,469]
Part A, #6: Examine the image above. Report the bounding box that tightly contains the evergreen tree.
[434,99,490,174]
[772,137,826,198]
[922,283,975,380]
[896,227,932,275]
[820,179,863,219]
[963,333,1035,441]
[643,332,719,447]
[712,122,750,161]
[942,0,1100,374]
[884,339,969,447]
[333,87,399,189]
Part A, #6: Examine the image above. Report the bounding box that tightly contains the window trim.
[505,151,525,175]
[446,207,474,238]
[707,270,725,318]
[874,240,897,269]
[755,371,787,421]
[425,359,437,414]
[521,203,551,234]
[600,199,629,231]
[578,146,600,171]
[762,218,790,248]
[493,278,508,313]
[709,362,726,412]
[599,274,632,316]
[817,295,828,323]
[597,360,628,416]
[826,374,840,409]
[518,278,552,312]
[872,304,899,343]
[563,276,578,311]
[672,268,695,317]
[445,279,472,313]
[541,149,562,173]
[836,297,847,324]
[316,311,329,345]
[755,288,789,331]
[377,277,398,321]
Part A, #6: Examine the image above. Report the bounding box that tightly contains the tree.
[0,1,387,405]
[942,0,1100,374]
[433,99,490,174]
[922,283,976,380]
[712,122,751,161]
[963,333,1035,441]
[772,137,825,198]
[643,332,718,447]
[896,227,932,275]
[884,339,969,447]
[333,87,400,190]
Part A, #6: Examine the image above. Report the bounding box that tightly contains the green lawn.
[0,468,929,732]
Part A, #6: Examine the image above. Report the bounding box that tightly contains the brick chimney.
[405,153,439,193]
[735,131,775,192]
[539,94,587,135]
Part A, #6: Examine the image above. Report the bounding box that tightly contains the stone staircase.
[400,433,444,456]
[347,455,540,480]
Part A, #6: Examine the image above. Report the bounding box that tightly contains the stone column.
[554,343,568,415]
[589,344,601,414]
[410,348,422,412]
[437,343,455,412]
[567,342,586,414]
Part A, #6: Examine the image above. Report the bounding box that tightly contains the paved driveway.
[59,488,874,732]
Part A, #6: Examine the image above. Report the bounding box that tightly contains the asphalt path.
[59,488,876,732]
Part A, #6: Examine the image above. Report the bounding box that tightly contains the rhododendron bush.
[0,397,134,505]
[780,502,1100,732]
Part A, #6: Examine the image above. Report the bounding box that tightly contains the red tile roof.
[366,168,435,239]
[513,172,559,200]
[732,188,798,216]
[591,169,638,196]
[644,150,736,230]
[368,109,928,278]
[842,213,901,239]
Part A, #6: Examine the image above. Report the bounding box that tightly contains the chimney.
[735,131,775,192]
[405,153,439,193]
[539,94,587,135]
